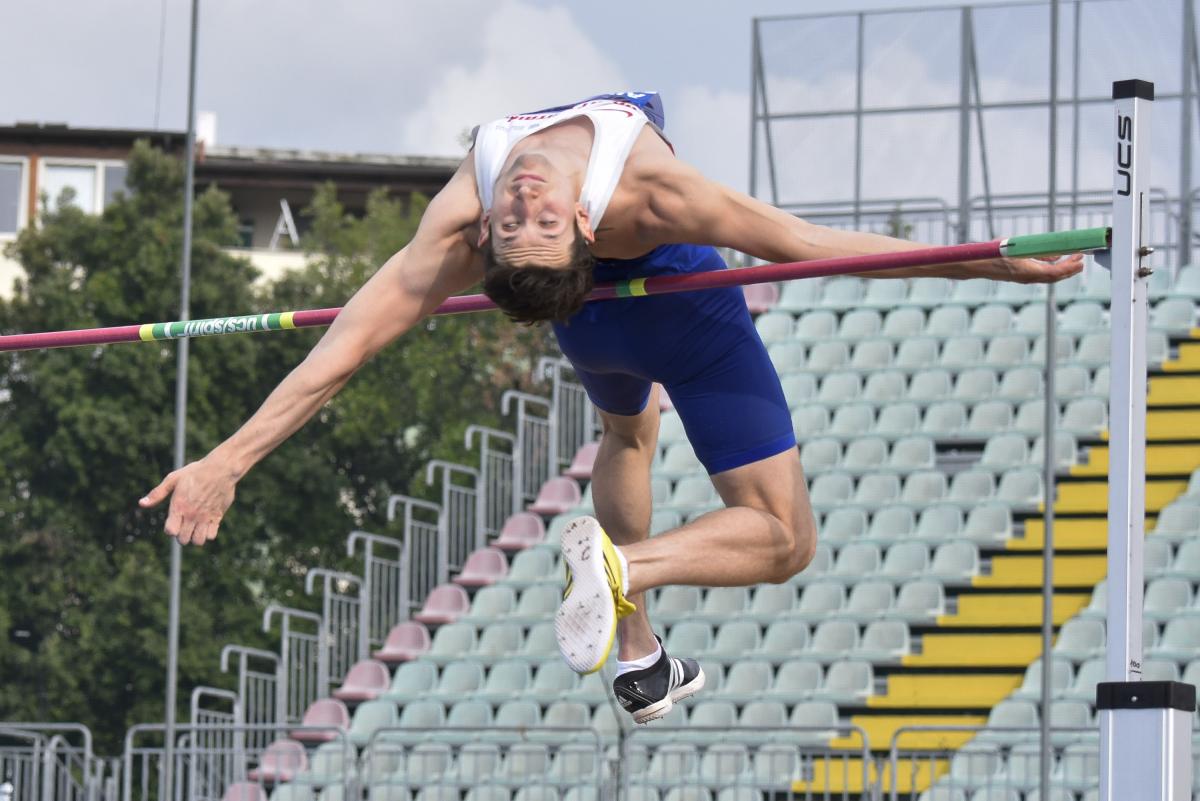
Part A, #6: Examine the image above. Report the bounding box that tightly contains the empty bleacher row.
[210,265,1200,801]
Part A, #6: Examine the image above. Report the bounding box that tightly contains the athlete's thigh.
[708,447,815,534]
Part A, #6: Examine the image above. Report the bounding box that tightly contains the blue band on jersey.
[522,91,666,131]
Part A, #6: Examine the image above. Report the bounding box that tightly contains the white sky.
[0,0,1187,198]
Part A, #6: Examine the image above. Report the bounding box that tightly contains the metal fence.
[347,529,406,656]
[304,569,362,697]
[536,358,600,476]
[0,725,104,801]
[426,460,484,577]
[385,497,443,617]
[502,391,554,510]
[261,606,322,726]
[219,646,279,753]
[466,425,518,535]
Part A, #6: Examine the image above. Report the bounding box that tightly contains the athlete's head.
[479,153,596,324]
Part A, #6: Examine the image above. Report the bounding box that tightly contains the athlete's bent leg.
[590,388,661,661]
[619,447,817,595]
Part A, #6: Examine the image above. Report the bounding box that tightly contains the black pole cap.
[1113,79,1156,101]
[1096,680,1196,712]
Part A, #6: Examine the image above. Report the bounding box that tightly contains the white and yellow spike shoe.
[556,516,637,674]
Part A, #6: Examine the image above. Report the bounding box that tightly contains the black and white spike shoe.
[611,639,705,725]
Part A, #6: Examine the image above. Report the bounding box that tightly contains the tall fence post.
[219,645,279,753]
[262,605,323,726]
[501,390,553,509]
[466,425,518,534]
[347,530,406,656]
[384,497,443,617]
[304,569,363,691]
[425,460,482,575]
[536,357,599,476]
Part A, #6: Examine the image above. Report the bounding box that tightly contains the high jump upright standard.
[1098,79,1195,801]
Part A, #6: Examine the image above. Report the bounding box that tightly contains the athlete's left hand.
[978,253,1085,284]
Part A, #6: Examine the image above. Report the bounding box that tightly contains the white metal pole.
[1099,77,1195,801]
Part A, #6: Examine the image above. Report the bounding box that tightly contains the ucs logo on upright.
[1116,113,1134,197]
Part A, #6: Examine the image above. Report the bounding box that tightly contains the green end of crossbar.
[1003,227,1111,258]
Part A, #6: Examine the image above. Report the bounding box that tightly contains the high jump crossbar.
[0,228,1109,353]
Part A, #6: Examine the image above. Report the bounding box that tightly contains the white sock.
[613,544,631,595]
[616,642,663,677]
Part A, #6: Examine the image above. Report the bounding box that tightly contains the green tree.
[0,146,553,754]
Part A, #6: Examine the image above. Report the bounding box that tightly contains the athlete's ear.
[574,203,595,244]
[477,213,491,248]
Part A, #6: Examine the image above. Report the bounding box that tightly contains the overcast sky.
[1,0,1186,198]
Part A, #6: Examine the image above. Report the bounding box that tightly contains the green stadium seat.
[747,584,797,622]
[1053,618,1105,661]
[952,368,1000,403]
[790,405,830,438]
[1143,539,1175,578]
[1054,744,1099,791]
[820,277,865,310]
[785,700,840,745]
[843,580,894,621]
[650,510,682,536]
[792,310,837,342]
[505,549,556,590]
[1031,333,1076,364]
[882,307,927,339]
[764,662,821,704]
[657,412,688,447]
[874,401,921,436]
[976,699,1038,745]
[367,784,409,801]
[659,443,704,479]
[866,506,916,543]
[921,401,967,438]
[1056,364,1093,400]
[1151,298,1197,332]
[817,371,864,405]
[927,541,979,583]
[962,503,1012,545]
[316,785,345,801]
[842,437,888,474]
[270,786,316,801]
[698,587,750,623]
[464,788,510,801]
[940,336,985,369]
[665,621,713,656]
[888,580,944,623]
[530,661,579,699]
[757,621,811,661]
[474,624,525,663]
[642,744,698,784]
[792,543,834,584]
[737,700,788,742]
[511,585,561,625]
[462,586,517,625]
[1060,301,1106,333]
[1141,658,1180,682]
[1091,365,1110,396]
[539,700,591,732]
[382,661,437,704]
[857,620,910,661]
[359,738,405,783]
[662,788,712,801]
[947,745,1002,787]
[965,400,1014,437]
[1148,615,1200,661]
[864,279,911,310]
[1060,398,1107,437]
[896,337,942,370]
[296,742,353,786]
[1166,539,1200,580]
[926,305,971,338]
[1012,656,1073,701]
[651,586,703,625]
[1049,699,1093,744]
[493,700,541,729]
[502,743,552,783]
[879,543,930,580]
[996,468,1043,507]
[793,581,847,621]
[952,279,995,306]
[996,366,1043,402]
[546,744,600,785]
[414,787,460,801]
[1012,399,1055,435]
[666,476,718,511]
[839,309,884,340]
[918,789,967,801]
[806,341,851,372]
[429,660,485,702]
[850,338,895,371]
[767,341,806,372]
[800,438,843,475]
[1013,302,1048,335]
[778,280,822,312]
[889,436,936,472]
[947,469,996,505]
[753,311,793,345]
[908,369,954,403]
[1170,265,1200,299]
[823,507,868,543]
[900,471,948,506]
[829,403,876,439]
[349,700,400,747]
[717,664,772,705]
[561,668,608,706]
[1075,266,1112,304]
[1062,657,1103,702]
[1031,432,1079,471]
[913,503,966,544]
[706,621,761,663]
[519,623,557,660]
[698,744,751,784]
[907,277,954,308]
[781,372,818,408]
[807,619,859,662]
[831,542,882,578]
[474,660,531,703]
[808,473,855,510]
[997,281,1044,304]
[685,699,739,734]
[1154,499,1200,542]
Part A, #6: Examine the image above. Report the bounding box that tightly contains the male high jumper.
[142,92,1081,724]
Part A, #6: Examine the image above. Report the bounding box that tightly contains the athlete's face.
[482,153,594,267]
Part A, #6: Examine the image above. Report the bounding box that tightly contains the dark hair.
[481,230,596,324]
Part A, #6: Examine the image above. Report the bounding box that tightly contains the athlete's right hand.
[140,456,238,546]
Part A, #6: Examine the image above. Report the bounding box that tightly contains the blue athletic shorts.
[551,243,797,475]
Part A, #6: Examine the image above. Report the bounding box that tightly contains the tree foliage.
[0,144,551,753]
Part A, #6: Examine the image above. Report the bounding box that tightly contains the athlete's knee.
[765,509,817,584]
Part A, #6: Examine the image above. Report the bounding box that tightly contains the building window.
[43,163,98,214]
[0,161,21,235]
[103,163,128,206]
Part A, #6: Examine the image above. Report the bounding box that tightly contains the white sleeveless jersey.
[473,92,669,229]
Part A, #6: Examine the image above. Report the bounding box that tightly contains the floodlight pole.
[163,0,200,795]
[1098,78,1194,801]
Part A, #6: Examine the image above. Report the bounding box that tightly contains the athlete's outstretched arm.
[139,159,485,546]
[642,161,1082,282]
